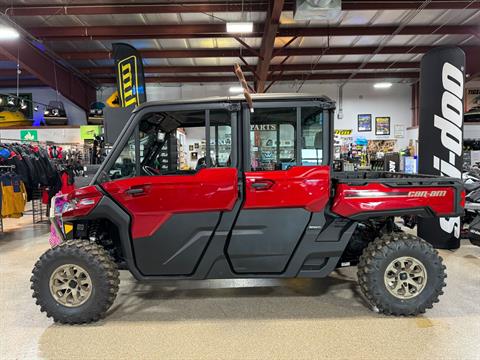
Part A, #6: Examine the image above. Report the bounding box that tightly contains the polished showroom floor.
[1,217,479,360]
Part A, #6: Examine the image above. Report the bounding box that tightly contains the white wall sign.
[394,124,405,138]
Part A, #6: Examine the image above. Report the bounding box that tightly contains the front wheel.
[357,233,446,316]
[31,240,119,324]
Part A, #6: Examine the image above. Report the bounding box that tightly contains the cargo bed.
[331,171,464,220]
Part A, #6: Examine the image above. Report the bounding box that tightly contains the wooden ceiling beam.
[255,0,285,93]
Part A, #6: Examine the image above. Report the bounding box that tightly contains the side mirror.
[314,132,323,149]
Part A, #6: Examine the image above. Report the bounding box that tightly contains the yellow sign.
[106,91,120,108]
[117,56,140,107]
[334,129,353,136]
[64,223,73,235]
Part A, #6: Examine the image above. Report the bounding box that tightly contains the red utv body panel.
[101,168,238,239]
[332,182,458,218]
[244,166,330,211]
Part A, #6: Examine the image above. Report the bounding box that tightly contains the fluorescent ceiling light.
[226,22,253,33]
[0,26,20,40]
[374,82,393,89]
[229,86,244,93]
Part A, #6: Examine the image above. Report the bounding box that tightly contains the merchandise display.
[0,94,33,127]
[29,94,463,324]
[0,141,84,227]
[0,142,61,201]
[43,101,68,125]
[465,88,480,123]
[334,137,401,172]
[461,165,480,247]
[0,109,32,127]
[88,102,105,125]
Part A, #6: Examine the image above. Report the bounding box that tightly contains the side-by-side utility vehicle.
[31,94,464,324]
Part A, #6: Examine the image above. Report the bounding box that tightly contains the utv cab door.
[100,104,240,276]
[227,102,331,274]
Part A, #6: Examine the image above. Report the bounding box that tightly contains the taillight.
[62,186,103,219]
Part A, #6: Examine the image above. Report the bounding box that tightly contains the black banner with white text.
[418,47,465,249]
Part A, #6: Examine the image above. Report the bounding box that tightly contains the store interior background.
[0,1,479,358]
[1,78,479,148]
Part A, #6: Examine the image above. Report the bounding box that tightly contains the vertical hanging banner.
[418,47,465,249]
[112,43,147,107]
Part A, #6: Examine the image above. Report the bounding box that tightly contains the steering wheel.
[142,165,161,176]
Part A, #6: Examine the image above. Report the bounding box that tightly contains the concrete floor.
[1,218,479,360]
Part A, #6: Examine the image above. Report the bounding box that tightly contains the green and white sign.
[20,130,38,142]
[80,125,102,140]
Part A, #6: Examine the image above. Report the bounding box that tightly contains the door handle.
[125,187,145,196]
[251,180,274,190]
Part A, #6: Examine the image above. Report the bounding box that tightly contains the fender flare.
[82,196,144,279]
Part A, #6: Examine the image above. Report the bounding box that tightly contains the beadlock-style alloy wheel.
[49,264,93,307]
[384,256,428,299]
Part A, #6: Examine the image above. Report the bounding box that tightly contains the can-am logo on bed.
[433,61,464,238]
[408,190,447,198]
[118,56,140,107]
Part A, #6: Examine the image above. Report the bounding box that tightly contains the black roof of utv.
[133,93,336,113]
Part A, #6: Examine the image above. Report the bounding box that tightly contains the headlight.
[62,200,77,213]
[49,186,103,220]
[50,194,70,218]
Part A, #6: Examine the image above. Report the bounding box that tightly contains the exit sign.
[20,130,38,142]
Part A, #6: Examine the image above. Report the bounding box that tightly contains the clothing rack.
[0,164,47,228]
[0,142,75,228]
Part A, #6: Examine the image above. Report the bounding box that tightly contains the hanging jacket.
[61,171,75,194]
[1,173,27,218]
[1,174,15,217]
[11,175,27,217]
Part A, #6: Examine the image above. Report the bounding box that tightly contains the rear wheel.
[357,233,446,316]
[31,240,119,324]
